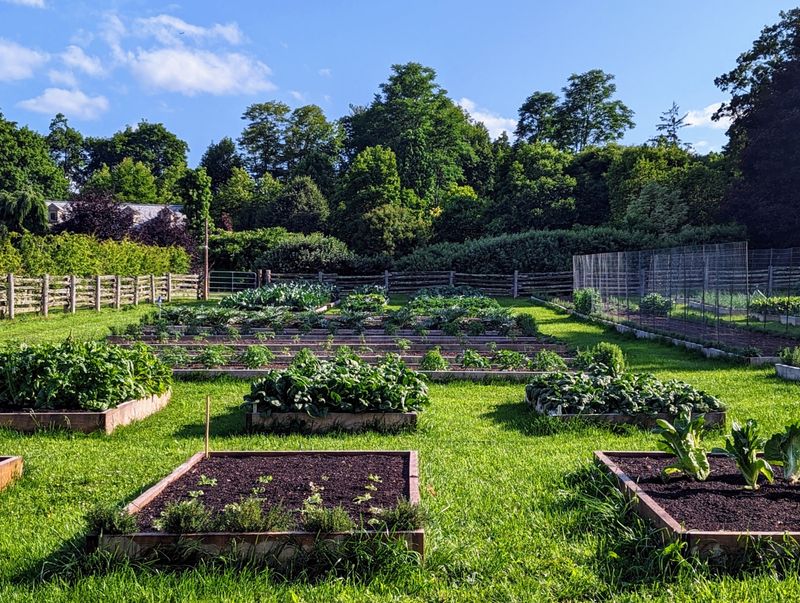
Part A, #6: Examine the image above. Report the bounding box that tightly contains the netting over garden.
[572,242,800,356]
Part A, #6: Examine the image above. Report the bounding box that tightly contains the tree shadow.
[173,404,247,438]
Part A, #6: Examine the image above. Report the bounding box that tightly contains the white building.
[46,201,184,227]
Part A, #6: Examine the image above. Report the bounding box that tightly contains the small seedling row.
[174,367,553,381]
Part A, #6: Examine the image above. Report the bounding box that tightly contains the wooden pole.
[7,274,15,320]
[513,270,519,299]
[95,275,102,311]
[150,274,156,303]
[203,216,210,301]
[69,275,77,314]
[41,274,49,317]
[266,269,272,284]
[449,270,454,287]
[114,275,121,309]
[204,395,211,459]
[133,275,139,306]
[384,270,390,292]
[166,273,173,303]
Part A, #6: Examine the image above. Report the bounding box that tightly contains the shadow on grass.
[173,404,247,438]
[481,401,641,438]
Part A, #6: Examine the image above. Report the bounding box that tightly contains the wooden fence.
[258,270,573,298]
[0,273,200,319]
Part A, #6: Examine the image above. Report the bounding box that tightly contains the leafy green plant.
[219,281,335,311]
[218,498,296,532]
[420,347,449,371]
[528,350,567,371]
[639,293,673,316]
[85,504,138,535]
[158,345,190,368]
[387,295,515,336]
[526,371,724,416]
[245,352,429,416]
[575,342,626,376]
[302,505,355,533]
[779,346,800,368]
[197,475,217,487]
[237,345,275,369]
[492,349,529,371]
[410,285,484,299]
[155,500,212,533]
[712,419,773,490]
[653,411,711,481]
[195,345,233,369]
[514,313,538,336]
[457,349,489,369]
[750,296,800,316]
[764,422,800,484]
[573,288,600,315]
[368,498,427,531]
[0,339,171,411]
[394,338,412,352]
[340,292,387,313]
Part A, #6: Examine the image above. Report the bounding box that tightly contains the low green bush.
[638,292,673,316]
[389,295,515,335]
[573,288,600,315]
[339,292,387,313]
[420,347,449,371]
[779,346,800,368]
[525,371,724,416]
[220,281,335,311]
[529,350,568,371]
[244,351,429,416]
[751,296,800,316]
[410,285,485,299]
[575,342,626,376]
[0,340,171,411]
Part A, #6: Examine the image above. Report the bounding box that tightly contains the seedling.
[653,411,710,481]
[712,419,773,490]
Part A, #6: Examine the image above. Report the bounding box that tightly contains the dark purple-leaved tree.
[55,191,134,240]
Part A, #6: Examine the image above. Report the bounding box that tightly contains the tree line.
[1,8,799,269]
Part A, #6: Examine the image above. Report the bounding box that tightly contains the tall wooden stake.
[203,216,210,301]
[204,395,211,459]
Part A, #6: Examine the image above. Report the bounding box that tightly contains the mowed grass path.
[0,302,799,601]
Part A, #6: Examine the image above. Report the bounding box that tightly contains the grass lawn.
[1,300,800,601]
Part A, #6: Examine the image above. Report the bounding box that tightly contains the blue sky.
[0,0,796,164]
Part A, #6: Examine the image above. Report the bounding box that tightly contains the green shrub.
[779,346,800,368]
[86,504,138,535]
[158,346,190,368]
[751,296,800,316]
[209,227,296,271]
[410,285,484,299]
[238,346,275,369]
[575,342,626,376]
[368,499,427,531]
[257,233,355,273]
[514,313,538,336]
[420,347,449,371]
[302,505,355,533]
[389,295,515,335]
[218,498,296,532]
[245,352,429,416]
[573,288,600,315]
[340,292,387,313]
[457,349,489,369]
[195,345,233,368]
[525,371,724,416]
[156,500,212,533]
[0,340,171,411]
[639,292,673,316]
[529,350,567,371]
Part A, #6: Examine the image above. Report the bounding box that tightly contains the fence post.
[69,275,77,313]
[41,274,49,316]
[318,270,324,284]
[7,273,15,320]
[384,270,390,292]
[449,271,454,286]
[768,265,774,297]
[114,275,121,309]
[513,270,519,298]
[266,269,272,284]
[95,275,102,311]
[133,275,140,306]
[167,273,173,303]
[150,274,156,303]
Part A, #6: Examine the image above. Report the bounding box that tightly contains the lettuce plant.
[712,419,773,490]
[653,411,710,481]
[765,422,800,484]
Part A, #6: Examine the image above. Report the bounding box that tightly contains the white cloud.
[100,13,127,62]
[48,69,78,87]
[134,15,243,46]
[0,39,48,81]
[61,45,105,76]
[1,0,45,7]
[318,68,332,77]
[18,87,109,119]
[684,102,731,130]
[458,97,516,139]
[129,48,274,95]
[289,90,305,101]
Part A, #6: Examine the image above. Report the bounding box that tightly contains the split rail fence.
[256,269,573,298]
[1,273,200,319]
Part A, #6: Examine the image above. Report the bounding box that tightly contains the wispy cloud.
[129,48,274,95]
[1,0,45,8]
[134,14,243,46]
[289,90,305,101]
[684,102,730,130]
[0,39,48,81]
[48,69,78,87]
[318,68,332,78]
[61,45,105,76]
[18,87,109,119]
[457,97,516,139]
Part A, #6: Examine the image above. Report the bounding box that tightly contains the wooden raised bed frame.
[96,450,424,561]
[0,390,171,434]
[0,456,23,491]
[532,410,727,429]
[596,451,800,556]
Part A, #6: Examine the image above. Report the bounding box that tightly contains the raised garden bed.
[0,456,23,491]
[775,363,800,382]
[0,391,171,434]
[546,411,726,428]
[596,451,800,557]
[246,410,418,433]
[94,450,424,561]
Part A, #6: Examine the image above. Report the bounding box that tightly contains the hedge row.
[0,232,190,276]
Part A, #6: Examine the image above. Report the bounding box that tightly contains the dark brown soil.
[608,453,800,532]
[137,453,409,530]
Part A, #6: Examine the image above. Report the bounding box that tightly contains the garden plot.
[0,340,172,434]
[92,451,424,562]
